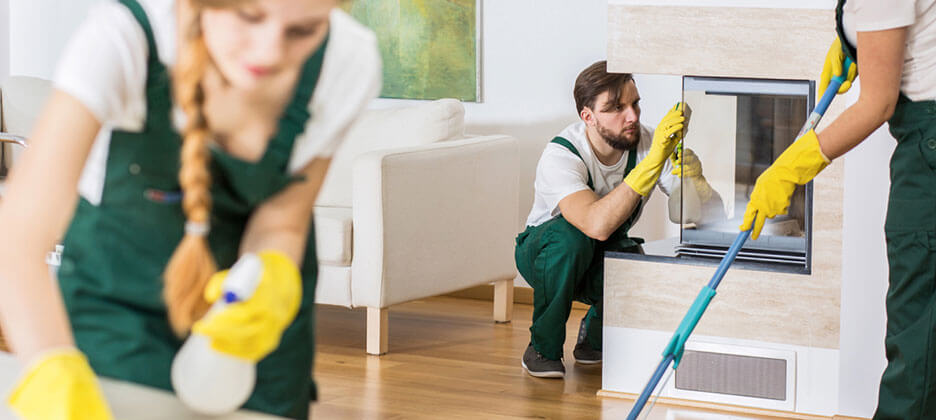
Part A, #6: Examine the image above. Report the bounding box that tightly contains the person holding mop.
[0,0,379,418]
[742,1,936,418]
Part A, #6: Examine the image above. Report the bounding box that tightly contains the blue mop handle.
[625,229,750,420]
[798,57,853,138]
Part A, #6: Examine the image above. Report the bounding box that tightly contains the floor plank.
[313,296,787,420]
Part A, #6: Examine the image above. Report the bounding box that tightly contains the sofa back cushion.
[317,98,465,208]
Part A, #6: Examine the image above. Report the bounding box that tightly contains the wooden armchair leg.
[366,307,388,355]
[493,279,514,323]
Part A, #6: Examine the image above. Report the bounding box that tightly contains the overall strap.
[550,137,594,190]
[835,0,859,65]
[118,0,158,66]
[265,33,330,163]
[117,0,172,129]
[621,140,643,233]
[624,141,637,176]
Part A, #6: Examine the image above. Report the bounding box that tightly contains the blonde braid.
[164,10,218,335]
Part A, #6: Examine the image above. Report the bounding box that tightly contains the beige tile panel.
[607,5,836,80]
[606,159,844,349]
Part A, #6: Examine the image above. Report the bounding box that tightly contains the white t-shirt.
[53,0,381,205]
[842,0,936,101]
[524,121,677,228]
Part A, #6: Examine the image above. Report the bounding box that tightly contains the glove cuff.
[8,347,112,420]
[624,158,664,196]
[257,250,300,276]
[776,129,830,185]
[18,347,86,376]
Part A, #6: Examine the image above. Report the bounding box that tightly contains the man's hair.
[573,61,634,115]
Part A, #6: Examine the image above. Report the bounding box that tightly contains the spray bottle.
[666,102,700,225]
[171,253,263,415]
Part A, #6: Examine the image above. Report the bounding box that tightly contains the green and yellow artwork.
[342,0,479,101]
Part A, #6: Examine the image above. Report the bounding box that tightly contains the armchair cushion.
[313,206,353,266]
[317,98,465,208]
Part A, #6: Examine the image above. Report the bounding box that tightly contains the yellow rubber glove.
[624,103,685,196]
[670,147,713,202]
[818,37,857,99]
[740,129,830,240]
[192,250,302,362]
[8,348,114,420]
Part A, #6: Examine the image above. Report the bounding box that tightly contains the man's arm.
[559,105,686,241]
[558,183,642,241]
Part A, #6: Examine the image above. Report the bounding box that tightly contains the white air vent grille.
[664,341,796,411]
[675,350,787,400]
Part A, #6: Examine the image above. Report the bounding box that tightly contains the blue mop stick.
[625,57,853,420]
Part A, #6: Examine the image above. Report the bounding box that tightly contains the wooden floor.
[313,296,776,420]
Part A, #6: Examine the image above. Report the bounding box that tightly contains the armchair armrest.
[350,135,519,308]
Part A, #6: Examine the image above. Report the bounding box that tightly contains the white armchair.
[314,99,519,355]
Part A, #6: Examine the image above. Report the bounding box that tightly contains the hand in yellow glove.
[671,147,702,178]
[740,130,830,240]
[192,250,301,362]
[819,37,858,98]
[8,348,114,420]
[624,103,685,196]
[670,147,713,202]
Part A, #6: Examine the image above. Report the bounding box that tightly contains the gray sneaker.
[521,343,565,378]
[573,317,602,365]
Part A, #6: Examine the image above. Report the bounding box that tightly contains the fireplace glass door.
[676,76,814,271]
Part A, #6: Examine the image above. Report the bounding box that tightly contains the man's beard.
[596,122,639,151]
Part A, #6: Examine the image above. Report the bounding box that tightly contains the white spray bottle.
[171,253,263,415]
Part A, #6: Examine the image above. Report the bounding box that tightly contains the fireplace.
[675,76,815,271]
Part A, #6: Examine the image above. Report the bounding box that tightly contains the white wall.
[8,0,101,79]
[0,0,9,81]
[837,81,890,418]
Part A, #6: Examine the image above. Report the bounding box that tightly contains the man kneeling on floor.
[515,61,720,378]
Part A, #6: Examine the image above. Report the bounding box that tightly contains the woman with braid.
[0,0,379,418]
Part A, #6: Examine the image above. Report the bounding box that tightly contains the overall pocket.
[919,135,936,174]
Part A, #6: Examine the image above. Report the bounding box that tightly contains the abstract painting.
[343,0,480,101]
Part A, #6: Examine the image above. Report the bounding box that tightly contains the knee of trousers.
[543,219,597,264]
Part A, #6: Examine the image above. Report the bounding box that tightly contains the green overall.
[514,137,644,360]
[837,2,936,418]
[55,1,323,418]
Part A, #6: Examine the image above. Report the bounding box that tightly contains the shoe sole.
[574,358,602,365]
[521,359,565,378]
